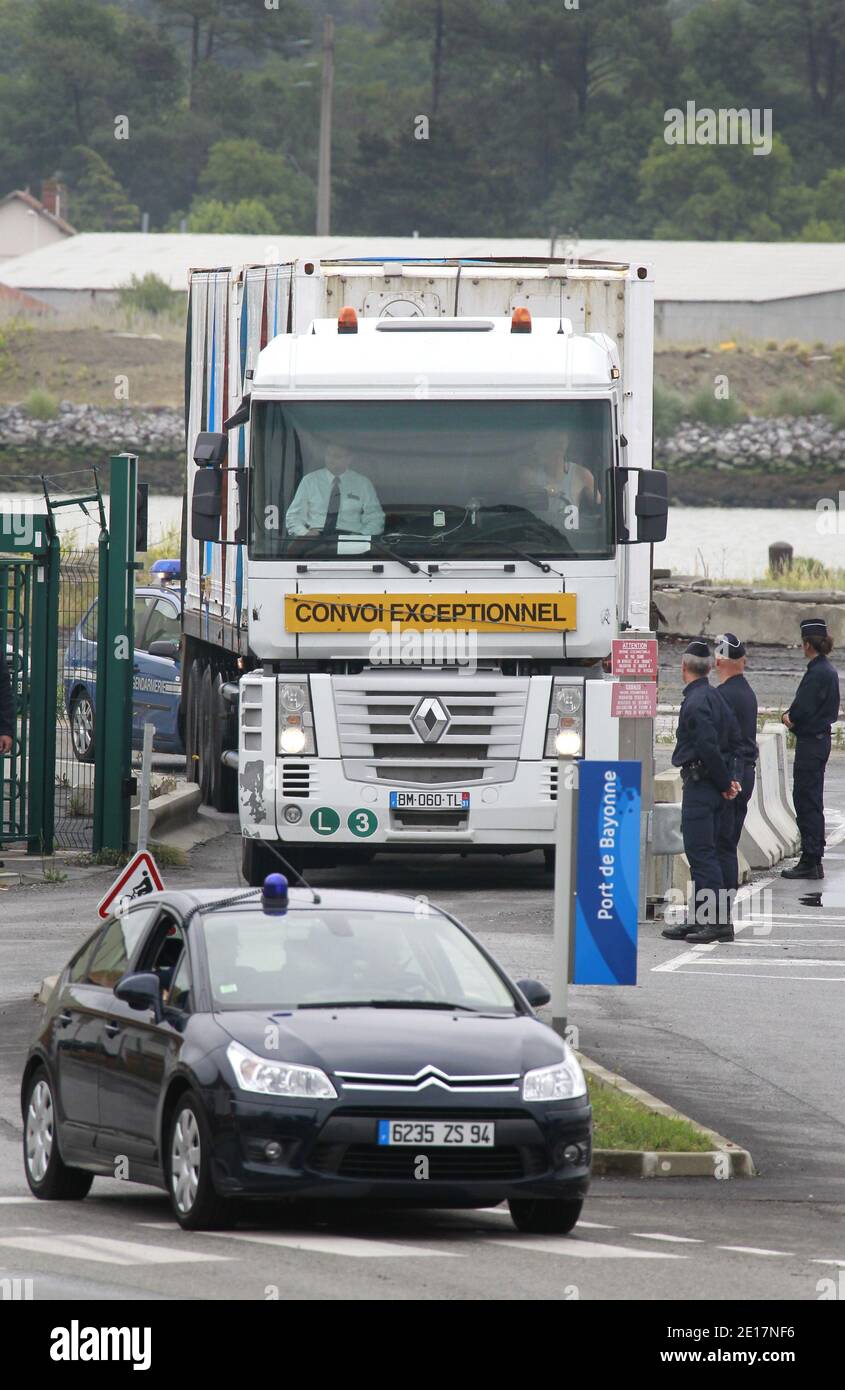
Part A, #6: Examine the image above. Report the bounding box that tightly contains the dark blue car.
[63,574,183,763]
[21,880,592,1233]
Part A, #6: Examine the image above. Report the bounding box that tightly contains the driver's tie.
[322,477,341,535]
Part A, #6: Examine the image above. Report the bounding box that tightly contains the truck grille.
[333,676,529,787]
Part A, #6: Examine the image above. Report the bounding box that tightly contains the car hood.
[216,1008,565,1081]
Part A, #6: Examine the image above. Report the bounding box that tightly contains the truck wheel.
[210,672,237,814]
[198,664,214,805]
[183,660,201,784]
[242,837,276,887]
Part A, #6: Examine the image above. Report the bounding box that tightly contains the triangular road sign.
[97,850,165,920]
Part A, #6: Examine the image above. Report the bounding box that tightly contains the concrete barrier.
[762,719,798,819]
[756,733,800,857]
[739,748,783,869]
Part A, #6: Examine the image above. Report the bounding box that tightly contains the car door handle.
[104,1020,122,1038]
[57,1011,73,1029]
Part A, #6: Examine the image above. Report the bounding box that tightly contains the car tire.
[69,691,96,764]
[508,1197,583,1235]
[23,1068,93,1201]
[167,1092,233,1231]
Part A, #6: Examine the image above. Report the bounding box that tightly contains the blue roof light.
[262,873,289,915]
[151,558,181,582]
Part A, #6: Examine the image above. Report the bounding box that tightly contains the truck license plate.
[389,791,470,810]
[377,1120,494,1147]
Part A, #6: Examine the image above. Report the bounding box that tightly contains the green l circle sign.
[348,808,378,838]
[310,807,340,836]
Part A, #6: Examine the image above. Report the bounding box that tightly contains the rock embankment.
[0,402,183,463]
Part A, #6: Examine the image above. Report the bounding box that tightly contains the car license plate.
[377,1120,494,1147]
[389,790,470,810]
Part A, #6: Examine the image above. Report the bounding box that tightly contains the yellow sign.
[285,593,577,633]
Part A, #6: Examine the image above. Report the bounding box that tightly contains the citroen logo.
[411,696,450,744]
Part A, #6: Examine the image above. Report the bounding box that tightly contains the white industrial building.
[0,232,844,343]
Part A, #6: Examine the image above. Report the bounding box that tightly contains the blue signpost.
[551,758,642,1035]
[573,761,641,986]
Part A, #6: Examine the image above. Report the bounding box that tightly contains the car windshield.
[201,908,517,1013]
[250,399,614,562]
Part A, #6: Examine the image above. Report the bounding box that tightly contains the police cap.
[800,618,828,637]
[715,631,746,659]
[684,639,711,659]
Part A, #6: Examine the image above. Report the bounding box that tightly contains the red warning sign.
[96,850,165,920]
[611,681,658,719]
[611,638,658,679]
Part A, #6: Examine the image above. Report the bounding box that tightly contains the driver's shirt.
[524,460,593,527]
[285,468,385,538]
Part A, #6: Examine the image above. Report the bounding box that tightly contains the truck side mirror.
[191,431,225,541]
[193,431,227,468]
[614,468,668,545]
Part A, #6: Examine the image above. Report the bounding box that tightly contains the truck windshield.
[250,400,614,561]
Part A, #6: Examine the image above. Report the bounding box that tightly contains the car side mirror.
[516,978,551,1008]
[147,640,180,660]
[115,971,162,1022]
[615,467,668,544]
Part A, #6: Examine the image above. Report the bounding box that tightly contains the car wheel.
[69,691,95,764]
[167,1093,232,1230]
[508,1197,583,1235]
[23,1068,93,1201]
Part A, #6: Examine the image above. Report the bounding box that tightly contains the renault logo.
[411,696,450,744]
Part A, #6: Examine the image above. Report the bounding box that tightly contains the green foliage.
[118,273,180,317]
[767,386,845,426]
[653,383,687,437]
[69,147,140,232]
[686,388,746,426]
[24,388,58,420]
[2,0,845,238]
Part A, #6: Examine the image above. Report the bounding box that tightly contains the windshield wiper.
[463,540,562,574]
[297,999,478,1011]
[367,537,421,574]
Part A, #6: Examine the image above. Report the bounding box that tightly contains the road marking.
[693,957,845,967]
[204,1231,460,1258]
[631,1232,704,1244]
[811,1259,845,1267]
[575,1221,616,1230]
[488,1237,685,1259]
[653,943,718,974]
[716,1245,791,1258]
[0,1196,39,1204]
[667,973,844,984]
[0,1234,232,1265]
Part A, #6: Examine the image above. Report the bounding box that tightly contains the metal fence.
[54,548,100,850]
[0,554,33,843]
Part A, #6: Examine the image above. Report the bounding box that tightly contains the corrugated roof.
[0,233,843,303]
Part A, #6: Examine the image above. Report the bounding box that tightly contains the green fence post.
[98,454,138,854]
[25,521,55,854]
[92,521,110,853]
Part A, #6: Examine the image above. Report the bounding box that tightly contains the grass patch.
[588,1076,713,1152]
[78,841,187,869]
[766,385,845,427]
[722,555,845,591]
[24,387,59,420]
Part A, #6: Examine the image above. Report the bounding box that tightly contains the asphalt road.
[2,770,845,1301]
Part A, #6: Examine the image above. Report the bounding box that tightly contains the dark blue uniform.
[672,677,742,926]
[788,654,840,862]
[716,673,758,899]
[0,651,14,742]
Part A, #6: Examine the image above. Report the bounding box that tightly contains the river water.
[0,495,831,582]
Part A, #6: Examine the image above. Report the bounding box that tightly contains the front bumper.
[208,1094,591,1205]
[255,757,558,851]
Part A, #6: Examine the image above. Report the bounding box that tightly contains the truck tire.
[210,672,237,814]
[198,664,213,805]
[183,660,201,784]
[242,837,277,887]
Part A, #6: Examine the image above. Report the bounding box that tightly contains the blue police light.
[262,873,289,915]
[151,558,181,586]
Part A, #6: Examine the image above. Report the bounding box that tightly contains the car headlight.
[545,679,584,757]
[227,1040,337,1099]
[276,678,316,756]
[522,1048,587,1102]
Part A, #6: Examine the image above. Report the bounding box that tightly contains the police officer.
[714,632,758,921]
[662,640,741,944]
[0,648,13,757]
[781,618,841,880]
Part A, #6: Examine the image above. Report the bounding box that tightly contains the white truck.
[181,256,666,885]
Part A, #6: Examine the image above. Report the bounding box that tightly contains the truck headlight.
[227,1040,337,1099]
[545,680,583,757]
[523,1049,587,1102]
[277,678,316,755]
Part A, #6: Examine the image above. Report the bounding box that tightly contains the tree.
[153,0,310,104]
[69,147,140,230]
[186,197,281,233]
[194,137,315,231]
